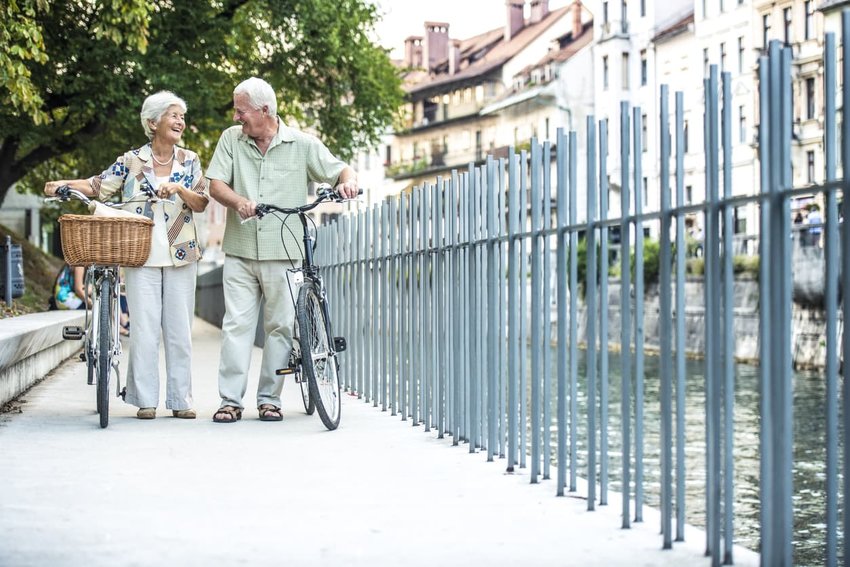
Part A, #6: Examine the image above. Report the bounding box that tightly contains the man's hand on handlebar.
[334,180,359,200]
[237,198,257,220]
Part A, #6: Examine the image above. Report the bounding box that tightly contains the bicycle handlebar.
[243,185,363,222]
[44,184,178,210]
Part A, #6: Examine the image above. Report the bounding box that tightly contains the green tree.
[0,0,403,202]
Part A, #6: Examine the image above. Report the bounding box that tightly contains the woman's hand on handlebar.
[156,182,184,199]
[44,181,62,197]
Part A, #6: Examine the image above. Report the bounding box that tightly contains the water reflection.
[530,349,842,566]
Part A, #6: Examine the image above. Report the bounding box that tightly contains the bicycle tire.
[91,293,101,412]
[96,277,111,428]
[297,282,340,430]
[291,335,314,415]
[300,376,315,415]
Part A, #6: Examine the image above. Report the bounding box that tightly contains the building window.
[807,151,816,183]
[763,14,771,48]
[784,7,792,45]
[738,36,745,73]
[720,0,725,13]
[684,121,690,153]
[739,106,746,144]
[703,48,709,77]
[805,1,814,40]
[806,77,816,119]
[622,52,630,89]
[734,206,747,234]
[603,56,609,89]
[603,1,609,26]
[641,50,647,86]
[642,113,648,151]
[686,185,693,204]
[643,177,649,206]
[622,0,628,32]
[640,0,645,17]
[720,42,726,71]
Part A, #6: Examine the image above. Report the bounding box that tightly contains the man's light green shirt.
[206,121,346,260]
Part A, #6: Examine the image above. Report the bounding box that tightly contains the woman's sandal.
[212,405,242,423]
[258,404,283,422]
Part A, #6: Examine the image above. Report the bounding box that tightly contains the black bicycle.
[249,185,357,430]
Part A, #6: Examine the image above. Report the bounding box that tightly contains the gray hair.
[233,77,278,118]
[140,91,187,140]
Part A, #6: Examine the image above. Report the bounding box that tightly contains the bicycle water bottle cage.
[333,336,347,353]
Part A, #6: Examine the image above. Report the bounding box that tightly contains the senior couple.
[44,78,358,422]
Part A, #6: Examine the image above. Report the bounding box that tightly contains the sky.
[372,0,570,59]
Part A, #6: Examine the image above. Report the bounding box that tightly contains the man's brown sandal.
[213,406,242,423]
[258,404,283,422]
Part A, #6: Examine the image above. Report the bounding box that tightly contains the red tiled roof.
[406,5,573,96]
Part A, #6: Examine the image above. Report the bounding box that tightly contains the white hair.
[233,77,278,118]
[140,91,187,140]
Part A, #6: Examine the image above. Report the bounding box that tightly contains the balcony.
[385,147,486,180]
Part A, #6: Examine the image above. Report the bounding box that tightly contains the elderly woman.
[44,91,209,420]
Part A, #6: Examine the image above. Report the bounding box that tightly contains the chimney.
[505,0,524,42]
[449,39,462,75]
[572,1,583,38]
[423,22,449,73]
[530,0,550,24]
[404,36,424,68]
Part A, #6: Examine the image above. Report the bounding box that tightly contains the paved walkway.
[0,318,759,566]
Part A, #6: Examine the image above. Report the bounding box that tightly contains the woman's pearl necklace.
[151,150,174,166]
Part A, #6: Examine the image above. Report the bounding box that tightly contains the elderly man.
[207,77,358,423]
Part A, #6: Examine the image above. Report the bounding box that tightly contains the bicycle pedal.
[62,326,84,340]
[333,336,347,352]
[276,367,297,376]
[119,387,126,401]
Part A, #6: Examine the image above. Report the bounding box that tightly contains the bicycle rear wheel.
[297,282,340,430]
[96,277,111,428]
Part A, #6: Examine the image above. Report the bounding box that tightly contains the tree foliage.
[0,0,403,202]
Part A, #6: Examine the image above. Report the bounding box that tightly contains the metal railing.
[318,22,850,567]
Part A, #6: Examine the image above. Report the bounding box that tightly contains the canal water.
[530,350,841,566]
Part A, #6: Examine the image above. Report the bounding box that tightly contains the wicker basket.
[59,214,154,267]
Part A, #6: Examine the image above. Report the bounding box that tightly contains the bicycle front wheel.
[96,277,111,428]
[297,282,340,430]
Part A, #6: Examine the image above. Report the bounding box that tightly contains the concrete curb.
[0,310,86,406]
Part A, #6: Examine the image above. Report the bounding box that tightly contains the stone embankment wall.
[572,277,832,369]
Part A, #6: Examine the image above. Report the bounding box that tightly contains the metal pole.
[585,116,599,511]
[555,130,567,493]
[674,91,686,542]
[619,100,632,529]
[531,139,542,483]
[823,31,839,567]
[658,84,673,549]
[599,119,610,506]
[632,106,645,523]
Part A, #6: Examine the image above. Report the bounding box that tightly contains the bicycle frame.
[83,266,123,393]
